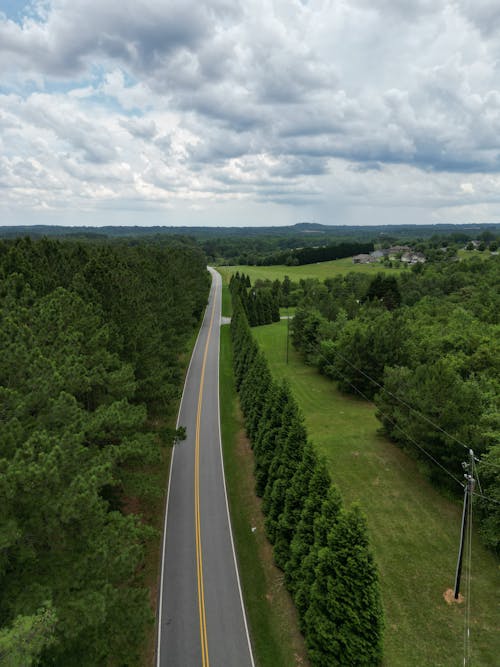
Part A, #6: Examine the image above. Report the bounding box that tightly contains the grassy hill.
[252,319,500,667]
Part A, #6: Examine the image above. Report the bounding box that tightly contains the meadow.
[252,320,500,667]
[217,256,403,284]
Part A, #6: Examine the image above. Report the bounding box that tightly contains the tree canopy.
[0,237,209,664]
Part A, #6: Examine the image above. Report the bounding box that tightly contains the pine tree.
[239,352,273,441]
[0,605,57,667]
[285,458,332,593]
[304,505,384,666]
[253,382,291,497]
[264,409,307,543]
[0,237,209,664]
[261,396,299,515]
[294,484,343,624]
[274,441,317,570]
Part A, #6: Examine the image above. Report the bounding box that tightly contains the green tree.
[375,358,484,484]
[264,409,307,543]
[304,505,384,667]
[0,605,57,667]
[285,458,332,593]
[294,485,343,623]
[253,382,291,497]
[365,273,401,310]
[274,441,317,570]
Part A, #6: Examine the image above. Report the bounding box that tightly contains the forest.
[0,237,209,665]
[247,255,500,553]
[1,223,498,267]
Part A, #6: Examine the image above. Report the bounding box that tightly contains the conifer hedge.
[229,272,280,326]
[229,293,384,666]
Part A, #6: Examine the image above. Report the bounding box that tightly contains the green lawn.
[279,306,296,317]
[221,284,232,317]
[253,320,500,667]
[219,326,309,667]
[218,256,403,284]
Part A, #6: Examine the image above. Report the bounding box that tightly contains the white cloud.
[2,0,500,225]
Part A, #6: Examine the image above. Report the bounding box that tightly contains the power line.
[476,458,500,471]
[471,491,500,506]
[323,344,472,453]
[315,347,465,489]
[283,317,490,490]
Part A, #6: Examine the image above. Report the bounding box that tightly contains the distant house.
[387,245,411,257]
[353,254,376,264]
[370,250,385,259]
[401,251,426,264]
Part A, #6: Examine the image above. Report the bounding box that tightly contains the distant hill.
[0,222,498,241]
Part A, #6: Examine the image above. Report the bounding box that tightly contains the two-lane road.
[157,268,254,667]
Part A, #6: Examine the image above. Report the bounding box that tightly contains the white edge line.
[212,268,256,667]
[156,268,213,667]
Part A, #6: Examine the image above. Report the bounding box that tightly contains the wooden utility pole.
[454,449,475,599]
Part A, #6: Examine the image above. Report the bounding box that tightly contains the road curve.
[157,268,254,667]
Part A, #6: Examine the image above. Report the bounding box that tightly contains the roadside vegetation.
[219,325,309,667]
[0,237,209,665]
[221,256,500,557]
[228,282,384,666]
[288,257,500,552]
[223,254,499,665]
[253,320,500,666]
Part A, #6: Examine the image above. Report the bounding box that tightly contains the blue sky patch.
[1,1,33,22]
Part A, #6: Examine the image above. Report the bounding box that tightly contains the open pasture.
[253,320,500,667]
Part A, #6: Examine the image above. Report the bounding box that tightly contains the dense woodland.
[0,237,209,665]
[250,255,500,553]
[1,223,498,267]
[229,285,384,666]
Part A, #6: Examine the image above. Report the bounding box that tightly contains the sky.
[2,1,500,227]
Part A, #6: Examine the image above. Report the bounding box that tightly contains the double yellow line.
[195,292,217,667]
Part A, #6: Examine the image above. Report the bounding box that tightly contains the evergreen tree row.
[0,237,209,665]
[229,272,280,326]
[230,295,384,666]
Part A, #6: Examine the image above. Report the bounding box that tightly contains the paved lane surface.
[157,268,254,667]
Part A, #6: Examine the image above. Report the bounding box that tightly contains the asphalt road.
[157,268,254,667]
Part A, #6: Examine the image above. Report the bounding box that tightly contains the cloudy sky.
[2,0,500,227]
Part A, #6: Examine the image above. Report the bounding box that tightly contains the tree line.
[249,241,375,267]
[288,256,500,554]
[0,237,209,665]
[229,272,280,326]
[230,293,384,666]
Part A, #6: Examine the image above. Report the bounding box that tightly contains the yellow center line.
[195,288,217,667]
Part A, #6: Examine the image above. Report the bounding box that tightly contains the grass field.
[219,326,309,667]
[221,283,233,318]
[218,256,403,284]
[253,320,500,667]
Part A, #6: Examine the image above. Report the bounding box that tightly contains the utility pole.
[454,449,475,599]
